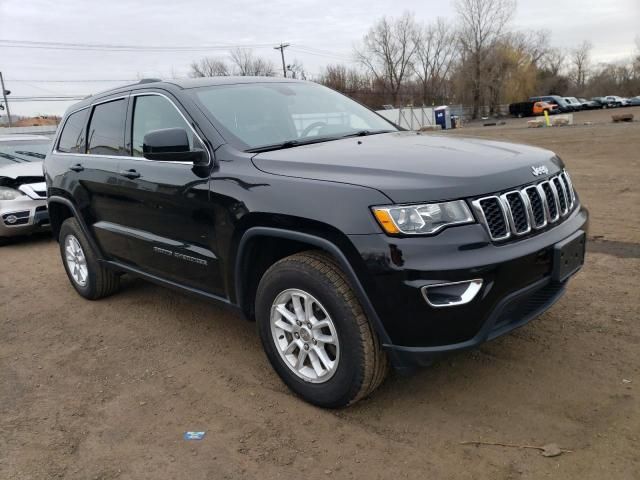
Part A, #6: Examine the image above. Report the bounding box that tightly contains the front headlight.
[0,186,22,200]
[372,200,474,235]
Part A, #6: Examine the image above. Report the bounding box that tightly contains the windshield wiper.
[341,129,395,138]
[15,150,46,160]
[0,152,25,163]
[246,136,339,153]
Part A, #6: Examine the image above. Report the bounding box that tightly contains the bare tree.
[354,12,420,106]
[570,41,592,89]
[189,57,230,78]
[319,64,350,91]
[455,0,516,118]
[286,59,306,80]
[634,36,640,79]
[540,47,565,77]
[319,64,369,92]
[512,30,551,67]
[412,18,458,105]
[229,48,276,76]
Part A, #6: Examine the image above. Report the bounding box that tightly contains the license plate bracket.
[552,230,586,282]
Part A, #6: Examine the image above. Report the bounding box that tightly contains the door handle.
[69,163,84,172]
[120,169,141,179]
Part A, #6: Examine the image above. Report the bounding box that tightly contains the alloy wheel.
[64,234,88,287]
[270,288,340,383]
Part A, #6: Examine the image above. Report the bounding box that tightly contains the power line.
[0,39,358,64]
[9,95,86,102]
[0,39,278,52]
[289,46,355,63]
[8,79,137,83]
[9,98,85,102]
[296,45,353,58]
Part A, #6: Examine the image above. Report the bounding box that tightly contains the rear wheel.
[255,251,387,408]
[59,217,119,300]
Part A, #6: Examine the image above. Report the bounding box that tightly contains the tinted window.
[58,109,89,153]
[87,99,127,156]
[132,95,193,157]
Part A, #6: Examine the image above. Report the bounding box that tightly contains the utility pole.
[274,43,290,78]
[0,72,12,127]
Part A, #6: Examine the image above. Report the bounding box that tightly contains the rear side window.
[131,95,194,157]
[87,99,127,156]
[58,108,89,153]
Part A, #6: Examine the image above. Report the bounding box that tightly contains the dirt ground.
[1,107,639,480]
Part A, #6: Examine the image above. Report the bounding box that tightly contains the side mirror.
[142,128,207,165]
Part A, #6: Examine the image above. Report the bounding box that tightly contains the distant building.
[12,116,60,127]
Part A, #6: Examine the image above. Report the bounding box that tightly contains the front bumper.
[348,204,588,372]
[0,197,50,238]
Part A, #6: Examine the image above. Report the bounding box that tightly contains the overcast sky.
[1,0,638,116]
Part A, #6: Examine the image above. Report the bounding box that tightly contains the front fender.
[234,226,392,347]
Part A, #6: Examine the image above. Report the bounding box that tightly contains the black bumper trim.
[383,275,568,372]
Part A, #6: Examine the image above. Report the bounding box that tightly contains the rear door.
[82,96,133,256]
[107,91,223,294]
[55,96,132,257]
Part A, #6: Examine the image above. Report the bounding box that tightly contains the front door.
[108,92,223,295]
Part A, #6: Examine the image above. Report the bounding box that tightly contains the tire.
[255,251,388,408]
[0,237,12,247]
[59,217,119,300]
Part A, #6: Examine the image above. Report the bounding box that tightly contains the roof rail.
[138,78,162,84]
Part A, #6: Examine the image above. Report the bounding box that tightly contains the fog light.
[421,279,483,308]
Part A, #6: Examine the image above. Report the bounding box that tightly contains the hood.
[0,161,46,199]
[251,131,563,203]
[0,161,45,180]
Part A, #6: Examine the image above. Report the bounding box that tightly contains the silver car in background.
[0,135,51,245]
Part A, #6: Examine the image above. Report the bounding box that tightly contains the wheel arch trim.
[234,226,392,345]
[47,195,104,260]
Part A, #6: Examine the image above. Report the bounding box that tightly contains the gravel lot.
[1,107,639,479]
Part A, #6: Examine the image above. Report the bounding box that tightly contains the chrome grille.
[524,186,546,228]
[552,177,568,215]
[502,191,531,234]
[472,170,576,242]
[478,197,509,240]
[540,181,559,221]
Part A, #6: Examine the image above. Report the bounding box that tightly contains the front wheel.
[255,251,387,408]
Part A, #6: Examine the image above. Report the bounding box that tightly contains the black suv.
[44,77,588,407]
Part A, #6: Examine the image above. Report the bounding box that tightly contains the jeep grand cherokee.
[44,77,588,407]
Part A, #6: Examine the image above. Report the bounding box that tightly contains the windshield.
[0,139,51,165]
[192,82,397,150]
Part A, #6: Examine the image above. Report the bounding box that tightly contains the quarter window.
[132,95,194,157]
[58,108,89,153]
[87,99,127,156]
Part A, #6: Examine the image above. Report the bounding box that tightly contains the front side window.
[131,95,194,157]
[58,108,89,153]
[87,99,127,156]
[192,82,396,150]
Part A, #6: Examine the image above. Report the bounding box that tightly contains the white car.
[563,97,583,111]
[0,135,52,245]
[604,96,627,107]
